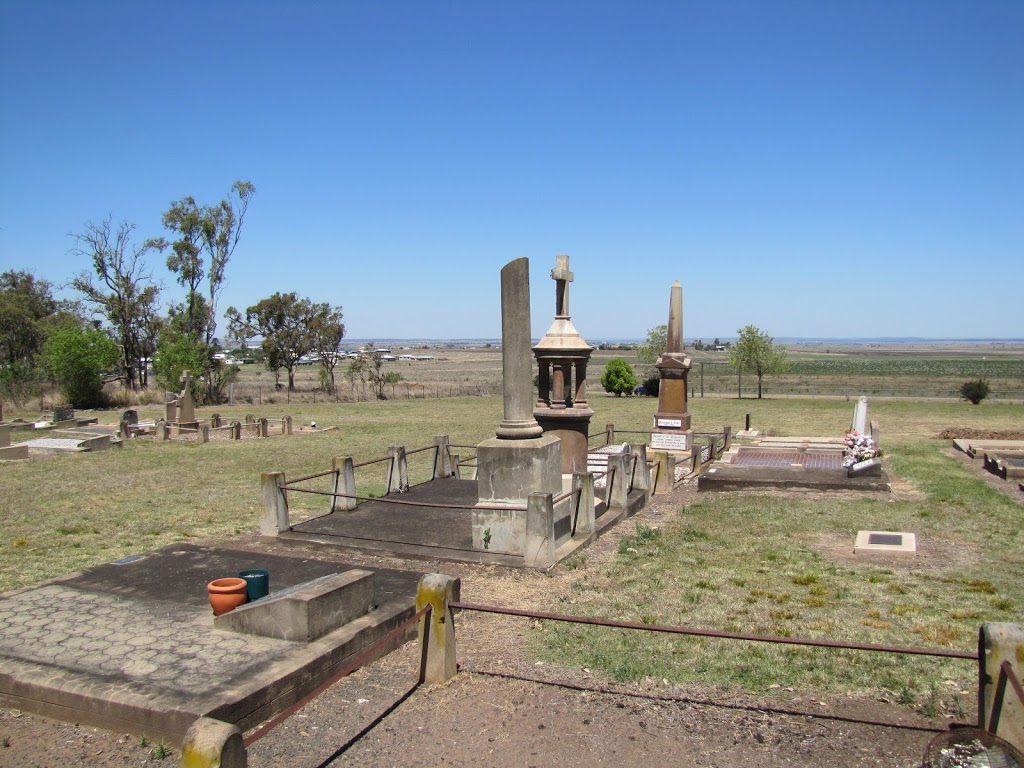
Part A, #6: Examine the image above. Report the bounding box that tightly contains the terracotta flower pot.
[207,577,249,616]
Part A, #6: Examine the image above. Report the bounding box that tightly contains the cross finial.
[180,370,192,388]
[551,254,573,317]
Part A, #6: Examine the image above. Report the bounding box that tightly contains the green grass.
[533,437,1023,703]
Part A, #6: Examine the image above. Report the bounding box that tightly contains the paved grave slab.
[854,530,917,555]
[0,544,422,745]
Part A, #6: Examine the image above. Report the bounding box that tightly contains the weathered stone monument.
[532,254,594,473]
[650,281,693,457]
[178,370,196,424]
[473,258,562,554]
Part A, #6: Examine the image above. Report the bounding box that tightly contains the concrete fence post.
[525,492,556,568]
[631,444,650,497]
[260,472,289,536]
[387,446,409,494]
[652,451,675,495]
[607,452,630,510]
[451,453,461,480]
[331,456,357,512]
[722,425,732,453]
[211,413,221,429]
[416,573,458,685]
[572,472,596,537]
[258,417,269,438]
[284,415,293,435]
[605,423,615,445]
[158,420,169,441]
[199,424,210,443]
[180,716,246,768]
[432,435,453,479]
[979,623,1024,748]
[231,421,241,440]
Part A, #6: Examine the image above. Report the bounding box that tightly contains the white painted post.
[387,446,409,493]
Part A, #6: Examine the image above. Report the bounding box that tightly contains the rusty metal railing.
[448,601,977,661]
[988,659,1024,736]
[243,604,431,748]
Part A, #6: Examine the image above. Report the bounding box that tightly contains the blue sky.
[1,1,1021,341]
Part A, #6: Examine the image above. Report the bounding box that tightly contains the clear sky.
[1,0,1021,342]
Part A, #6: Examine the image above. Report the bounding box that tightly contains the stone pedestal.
[473,434,561,552]
[535,408,592,474]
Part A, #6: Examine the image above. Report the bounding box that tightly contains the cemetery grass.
[536,446,1022,706]
[1,393,1021,709]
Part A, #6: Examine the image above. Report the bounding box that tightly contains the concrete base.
[214,570,377,642]
[854,530,916,555]
[0,444,28,460]
[698,464,891,492]
[474,434,561,552]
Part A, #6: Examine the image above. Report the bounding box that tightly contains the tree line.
[0,180,348,409]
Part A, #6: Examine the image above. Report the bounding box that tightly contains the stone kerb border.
[263,434,650,568]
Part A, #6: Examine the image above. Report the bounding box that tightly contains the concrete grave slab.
[0,544,422,746]
[854,530,917,555]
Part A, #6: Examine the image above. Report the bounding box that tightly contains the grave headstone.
[650,281,693,455]
[851,396,868,435]
[178,370,196,423]
[120,409,139,426]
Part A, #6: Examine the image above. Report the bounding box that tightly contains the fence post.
[260,472,289,536]
[211,413,221,429]
[258,417,269,437]
[605,423,615,445]
[432,435,453,479]
[180,717,246,768]
[331,457,357,512]
[722,425,732,453]
[387,446,409,494]
[979,623,1024,747]
[652,451,675,495]
[284,415,293,435]
[525,492,556,568]
[607,452,630,510]
[231,421,241,440]
[572,472,595,536]
[630,444,650,498]
[451,453,461,480]
[158,420,169,441]
[199,424,210,444]
[416,573,458,685]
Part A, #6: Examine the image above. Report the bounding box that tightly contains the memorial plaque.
[656,418,682,428]
[650,432,688,451]
[868,533,903,546]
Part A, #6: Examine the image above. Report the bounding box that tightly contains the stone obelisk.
[650,281,693,455]
[474,257,562,553]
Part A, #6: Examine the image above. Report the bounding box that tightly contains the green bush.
[642,374,660,397]
[959,379,991,405]
[601,358,637,397]
[43,325,118,408]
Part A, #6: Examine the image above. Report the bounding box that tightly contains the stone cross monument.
[650,281,693,455]
[532,254,594,473]
[474,257,561,553]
